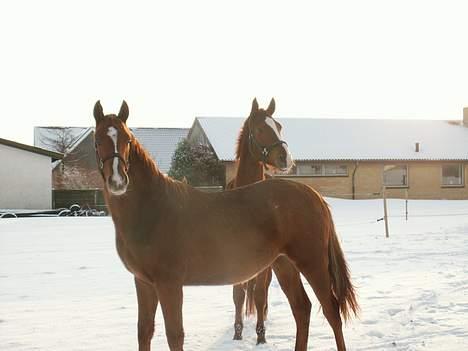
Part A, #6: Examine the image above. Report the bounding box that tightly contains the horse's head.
[247,98,293,171]
[93,100,133,196]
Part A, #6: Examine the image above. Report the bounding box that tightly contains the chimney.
[464,107,468,125]
[415,142,420,152]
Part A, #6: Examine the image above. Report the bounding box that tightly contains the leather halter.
[248,117,287,164]
[95,140,132,173]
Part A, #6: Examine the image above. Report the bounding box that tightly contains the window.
[297,164,322,176]
[441,164,463,186]
[324,164,348,176]
[296,163,348,176]
[383,165,408,187]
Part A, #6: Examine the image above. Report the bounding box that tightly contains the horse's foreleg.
[254,267,272,344]
[272,256,311,351]
[135,277,159,351]
[232,283,246,340]
[156,282,184,351]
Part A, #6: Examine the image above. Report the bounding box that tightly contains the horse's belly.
[183,250,278,286]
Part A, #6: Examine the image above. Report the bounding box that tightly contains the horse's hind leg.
[232,283,246,340]
[272,256,311,351]
[291,251,346,351]
[135,277,159,351]
[253,267,272,344]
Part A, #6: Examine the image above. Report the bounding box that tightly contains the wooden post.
[405,189,409,221]
[383,186,390,238]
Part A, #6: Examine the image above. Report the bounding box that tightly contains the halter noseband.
[95,140,132,173]
[248,118,288,164]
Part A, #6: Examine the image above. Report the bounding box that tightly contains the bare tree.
[39,127,77,154]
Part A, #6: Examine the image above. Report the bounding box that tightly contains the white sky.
[2,0,468,144]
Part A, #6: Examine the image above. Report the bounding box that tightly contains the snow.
[196,117,468,161]
[1,199,467,350]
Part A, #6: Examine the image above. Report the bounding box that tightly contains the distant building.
[188,111,468,200]
[34,126,189,208]
[0,138,62,209]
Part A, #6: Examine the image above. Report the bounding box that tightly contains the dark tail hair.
[245,279,256,316]
[326,206,360,322]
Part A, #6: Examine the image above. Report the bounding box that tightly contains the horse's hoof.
[233,323,243,340]
[256,337,266,345]
[256,325,266,344]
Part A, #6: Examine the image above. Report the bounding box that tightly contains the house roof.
[0,137,63,161]
[131,128,189,173]
[195,117,468,162]
[34,127,189,173]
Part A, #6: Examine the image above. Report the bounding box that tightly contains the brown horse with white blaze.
[230,98,312,349]
[93,100,359,351]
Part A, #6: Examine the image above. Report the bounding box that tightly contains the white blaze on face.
[265,117,293,169]
[107,126,124,186]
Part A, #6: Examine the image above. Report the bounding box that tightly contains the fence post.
[405,189,409,221]
[383,186,390,238]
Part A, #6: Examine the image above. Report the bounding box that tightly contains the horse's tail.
[326,205,360,322]
[245,279,256,317]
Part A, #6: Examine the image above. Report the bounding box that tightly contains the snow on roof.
[196,117,468,161]
[131,128,189,173]
[0,137,63,160]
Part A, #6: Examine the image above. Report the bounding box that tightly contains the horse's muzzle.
[107,175,129,196]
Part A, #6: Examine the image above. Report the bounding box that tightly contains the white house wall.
[0,144,52,209]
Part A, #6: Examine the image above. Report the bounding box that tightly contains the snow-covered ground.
[1,199,467,350]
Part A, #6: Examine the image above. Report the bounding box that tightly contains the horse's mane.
[235,118,250,160]
[130,137,191,200]
[130,139,159,176]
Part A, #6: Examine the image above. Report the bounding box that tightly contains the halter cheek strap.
[248,127,288,164]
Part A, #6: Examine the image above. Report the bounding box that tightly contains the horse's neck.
[106,144,162,227]
[235,133,264,187]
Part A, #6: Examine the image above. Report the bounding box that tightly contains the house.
[0,138,62,209]
[188,111,468,200]
[34,126,189,208]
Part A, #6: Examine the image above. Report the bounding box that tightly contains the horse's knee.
[138,320,154,343]
[166,329,184,350]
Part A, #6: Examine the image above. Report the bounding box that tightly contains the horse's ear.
[118,100,129,123]
[93,100,104,123]
[250,98,259,116]
[266,98,275,116]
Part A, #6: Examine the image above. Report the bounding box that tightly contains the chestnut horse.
[93,100,358,351]
[229,98,312,348]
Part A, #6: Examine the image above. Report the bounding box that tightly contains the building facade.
[0,138,62,209]
[190,114,468,200]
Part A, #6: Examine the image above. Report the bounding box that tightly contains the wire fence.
[330,188,468,235]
